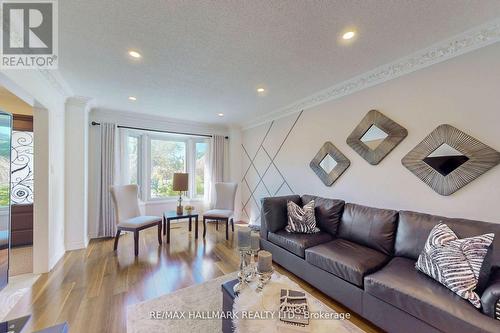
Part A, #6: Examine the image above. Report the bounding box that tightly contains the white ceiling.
[59,1,500,125]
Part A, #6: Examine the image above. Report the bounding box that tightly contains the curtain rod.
[90,121,229,139]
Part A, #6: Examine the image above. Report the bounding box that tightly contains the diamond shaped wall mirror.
[310,142,350,186]
[360,125,389,150]
[347,110,408,165]
[423,143,469,176]
[319,154,338,174]
[402,124,500,196]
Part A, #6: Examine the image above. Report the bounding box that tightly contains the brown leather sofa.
[260,194,500,333]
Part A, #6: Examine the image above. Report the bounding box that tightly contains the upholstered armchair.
[203,182,238,240]
[110,184,162,256]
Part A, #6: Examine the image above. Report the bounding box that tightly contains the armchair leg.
[157,222,162,245]
[134,231,139,256]
[203,217,207,238]
[231,218,234,232]
[113,229,121,251]
[216,220,218,230]
[225,218,229,240]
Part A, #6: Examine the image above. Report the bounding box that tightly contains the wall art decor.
[347,110,408,165]
[402,124,500,196]
[310,141,350,186]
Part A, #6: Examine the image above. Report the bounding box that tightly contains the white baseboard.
[65,240,88,251]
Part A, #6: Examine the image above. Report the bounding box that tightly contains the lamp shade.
[173,173,188,191]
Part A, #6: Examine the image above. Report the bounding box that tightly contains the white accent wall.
[241,43,500,225]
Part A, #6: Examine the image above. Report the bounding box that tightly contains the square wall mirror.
[402,124,500,196]
[347,110,407,165]
[310,142,350,186]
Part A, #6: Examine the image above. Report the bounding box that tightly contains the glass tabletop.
[164,210,198,218]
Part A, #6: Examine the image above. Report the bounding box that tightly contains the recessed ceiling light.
[342,31,356,40]
[217,113,224,117]
[128,50,142,59]
[257,88,265,93]
[128,96,137,101]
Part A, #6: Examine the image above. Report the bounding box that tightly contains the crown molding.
[36,68,74,99]
[242,18,500,130]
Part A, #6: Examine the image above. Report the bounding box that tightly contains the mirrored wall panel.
[310,142,350,186]
[347,110,408,165]
[0,112,12,291]
[402,124,500,196]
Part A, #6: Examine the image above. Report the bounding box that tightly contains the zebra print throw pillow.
[286,200,320,234]
[415,223,494,308]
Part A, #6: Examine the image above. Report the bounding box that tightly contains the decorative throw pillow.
[286,200,319,234]
[415,223,494,308]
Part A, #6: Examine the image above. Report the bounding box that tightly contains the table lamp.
[173,173,188,215]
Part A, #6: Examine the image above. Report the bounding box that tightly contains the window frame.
[192,140,209,199]
[123,130,208,202]
[123,133,142,190]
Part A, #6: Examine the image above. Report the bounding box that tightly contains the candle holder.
[245,249,259,282]
[233,248,250,294]
[256,268,274,292]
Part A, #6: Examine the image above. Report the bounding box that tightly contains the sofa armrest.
[481,269,500,319]
[260,195,300,240]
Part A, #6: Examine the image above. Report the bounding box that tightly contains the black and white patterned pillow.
[415,223,494,308]
[286,200,320,234]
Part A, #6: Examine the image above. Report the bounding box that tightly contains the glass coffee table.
[162,210,199,243]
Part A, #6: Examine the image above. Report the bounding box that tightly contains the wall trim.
[37,69,73,99]
[242,18,500,130]
[48,249,66,272]
[65,241,88,251]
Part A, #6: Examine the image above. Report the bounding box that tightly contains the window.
[123,130,208,201]
[195,142,208,198]
[126,135,139,185]
[150,139,186,198]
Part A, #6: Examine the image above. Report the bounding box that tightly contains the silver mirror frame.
[347,110,408,165]
[310,142,350,186]
[402,124,500,196]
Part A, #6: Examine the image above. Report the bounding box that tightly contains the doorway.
[0,86,34,276]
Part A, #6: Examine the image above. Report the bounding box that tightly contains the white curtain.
[208,134,226,208]
[97,123,118,237]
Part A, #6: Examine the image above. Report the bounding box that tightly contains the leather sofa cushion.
[268,230,333,258]
[364,257,500,333]
[338,203,398,255]
[261,195,301,239]
[305,239,389,287]
[481,268,500,318]
[301,195,345,236]
[395,210,500,271]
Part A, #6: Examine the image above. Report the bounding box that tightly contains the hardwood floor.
[5,222,381,333]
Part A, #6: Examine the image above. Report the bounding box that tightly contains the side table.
[162,211,199,243]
